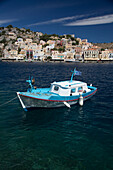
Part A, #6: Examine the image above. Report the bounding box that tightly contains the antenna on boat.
[70,68,81,82]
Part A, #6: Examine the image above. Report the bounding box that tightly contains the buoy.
[79,92,83,106]
[63,101,71,108]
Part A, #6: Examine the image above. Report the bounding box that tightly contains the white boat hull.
[17,91,96,110]
[19,95,78,109]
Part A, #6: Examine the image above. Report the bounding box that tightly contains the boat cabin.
[50,80,90,96]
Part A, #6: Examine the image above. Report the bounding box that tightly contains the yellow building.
[84,48,99,61]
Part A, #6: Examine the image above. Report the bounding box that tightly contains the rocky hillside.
[93,42,113,49]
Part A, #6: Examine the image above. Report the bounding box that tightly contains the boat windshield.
[71,88,76,93]
[54,86,59,91]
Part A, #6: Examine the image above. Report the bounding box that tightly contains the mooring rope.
[0,91,16,93]
[0,96,17,107]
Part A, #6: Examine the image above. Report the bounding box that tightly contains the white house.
[101,50,110,60]
[17,38,24,44]
[33,49,44,61]
[45,44,55,53]
[8,32,17,40]
[109,53,113,60]
[52,51,65,61]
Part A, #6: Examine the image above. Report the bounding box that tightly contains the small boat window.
[71,88,76,93]
[54,86,59,91]
[78,87,83,92]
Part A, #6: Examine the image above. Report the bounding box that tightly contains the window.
[54,86,59,91]
[71,88,76,93]
[78,87,83,92]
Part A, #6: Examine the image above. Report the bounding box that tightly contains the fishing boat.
[17,68,97,111]
[64,59,79,62]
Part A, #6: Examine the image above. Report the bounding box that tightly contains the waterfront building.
[51,50,59,56]
[74,47,83,61]
[65,52,75,59]
[109,53,113,60]
[33,49,44,61]
[26,50,33,59]
[17,54,25,60]
[84,48,99,61]
[52,53,65,61]
[10,49,18,56]
[3,49,11,58]
[101,50,110,60]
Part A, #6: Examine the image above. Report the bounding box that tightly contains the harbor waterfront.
[1,26,113,63]
[0,62,113,169]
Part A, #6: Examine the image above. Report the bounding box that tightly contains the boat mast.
[70,68,76,82]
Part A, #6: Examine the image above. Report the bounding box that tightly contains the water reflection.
[22,108,67,128]
[22,104,84,129]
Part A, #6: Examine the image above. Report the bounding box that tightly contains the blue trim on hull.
[19,88,97,102]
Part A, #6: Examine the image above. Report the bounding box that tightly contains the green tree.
[8,48,11,51]
[58,47,65,53]
[59,35,65,39]
[0,27,4,30]
[40,34,52,42]
[51,34,59,37]
[72,42,76,45]
[6,25,13,29]
[1,30,6,35]
[70,37,75,41]
[18,47,21,54]
[52,48,57,51]
[47,56,52,61]
[26,29,31,32]
[0,38,7,44]
[75,40,79,45]
[42,43,49,48]
[66,34,72,39]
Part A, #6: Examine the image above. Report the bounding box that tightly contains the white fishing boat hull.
[17,93,77,109]
[17,89,96,110]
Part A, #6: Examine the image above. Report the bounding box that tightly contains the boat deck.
[19,88,59,100]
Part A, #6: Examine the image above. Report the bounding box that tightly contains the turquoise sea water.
[0,62,113,170]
